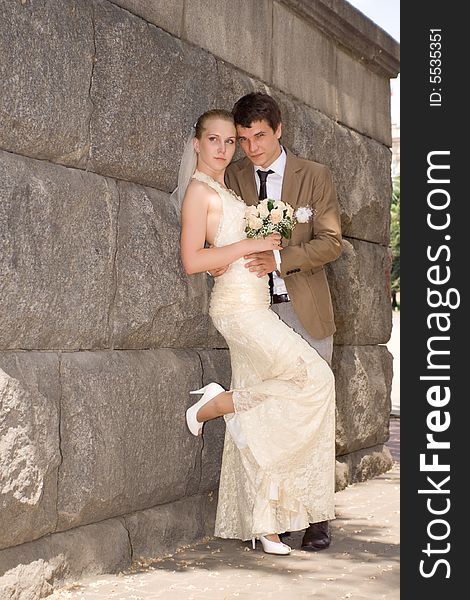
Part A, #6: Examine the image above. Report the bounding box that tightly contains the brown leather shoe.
[301,521,331,551]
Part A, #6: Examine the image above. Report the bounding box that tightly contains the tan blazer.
[225,148,342,339]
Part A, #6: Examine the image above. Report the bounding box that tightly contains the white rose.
[245,205,259,218]
[274,200,286,212]
[285,204,294,218]
[270,207,283,224]
[248,215,263,230]
[258,199,270,218]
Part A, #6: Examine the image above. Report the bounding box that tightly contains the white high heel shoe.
[251,535,291,555]
[186,382,225,436]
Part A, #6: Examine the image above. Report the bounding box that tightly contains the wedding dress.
[192,170,336,541]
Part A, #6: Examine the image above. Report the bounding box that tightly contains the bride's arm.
[180,181,280,275]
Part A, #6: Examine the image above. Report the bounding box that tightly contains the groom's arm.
[280,166,342,277]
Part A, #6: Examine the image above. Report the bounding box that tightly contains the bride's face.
[194,118,237,174]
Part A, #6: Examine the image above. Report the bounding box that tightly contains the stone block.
[0,0,93,167]
[271,89,337,169]
[335,460,349,492]
[272,3,337,120]
[88,0,217,191]
[337,444,394,484]
[331,125,392,245]
[112,182,225,348]
[56,350,214,530]
[332,345,393,455]
[108,0,184,37]
[328,238,392,345]
[0,352,60,550]
[124,491,217,561]
[215,61,267,112]
[275,0,399,80]
[0,518,130,592]
[185,0,272,83]
[0,151,118,350]
[0,559,58,600]
[272,4,393,145]
[273,90,392,245]
[336,47,392,146]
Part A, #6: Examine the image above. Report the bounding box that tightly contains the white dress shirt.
[253,148,289,296]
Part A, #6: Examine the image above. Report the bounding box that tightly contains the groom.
[222,92,343,551]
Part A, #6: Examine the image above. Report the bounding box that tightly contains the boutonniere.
[294,206,315,223]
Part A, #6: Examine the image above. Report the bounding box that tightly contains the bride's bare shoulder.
[184,178,220,206]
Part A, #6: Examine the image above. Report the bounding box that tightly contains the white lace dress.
[193,170,336,541]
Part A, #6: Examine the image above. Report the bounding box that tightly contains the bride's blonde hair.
[194,109,234,139]
[171,109,234,220]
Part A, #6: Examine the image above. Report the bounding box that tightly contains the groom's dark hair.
[232,93,282,132]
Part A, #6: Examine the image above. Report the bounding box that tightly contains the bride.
[178,109,336,556]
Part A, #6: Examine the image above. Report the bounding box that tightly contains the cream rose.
[247,215,263,230]
[258,199,270,218]
[270,207,283,224]
[245,205,259,218]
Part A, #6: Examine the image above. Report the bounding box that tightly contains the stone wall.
[0,0,399,593]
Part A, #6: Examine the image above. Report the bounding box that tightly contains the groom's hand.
[244,251,277,277]
[207,265,229,277]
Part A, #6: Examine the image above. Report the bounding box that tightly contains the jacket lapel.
[236,158,259,206]
[281,149,303,247]
[281,148,303,210]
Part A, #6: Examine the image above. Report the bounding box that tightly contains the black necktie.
[257,169,274,201]
[257,169,275,298]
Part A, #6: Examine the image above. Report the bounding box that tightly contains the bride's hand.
[254,233,282,253]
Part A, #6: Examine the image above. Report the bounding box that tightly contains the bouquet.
[245,199,297,240]
[244,200,315,239]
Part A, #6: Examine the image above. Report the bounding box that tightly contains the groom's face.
[236,119,282,169]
